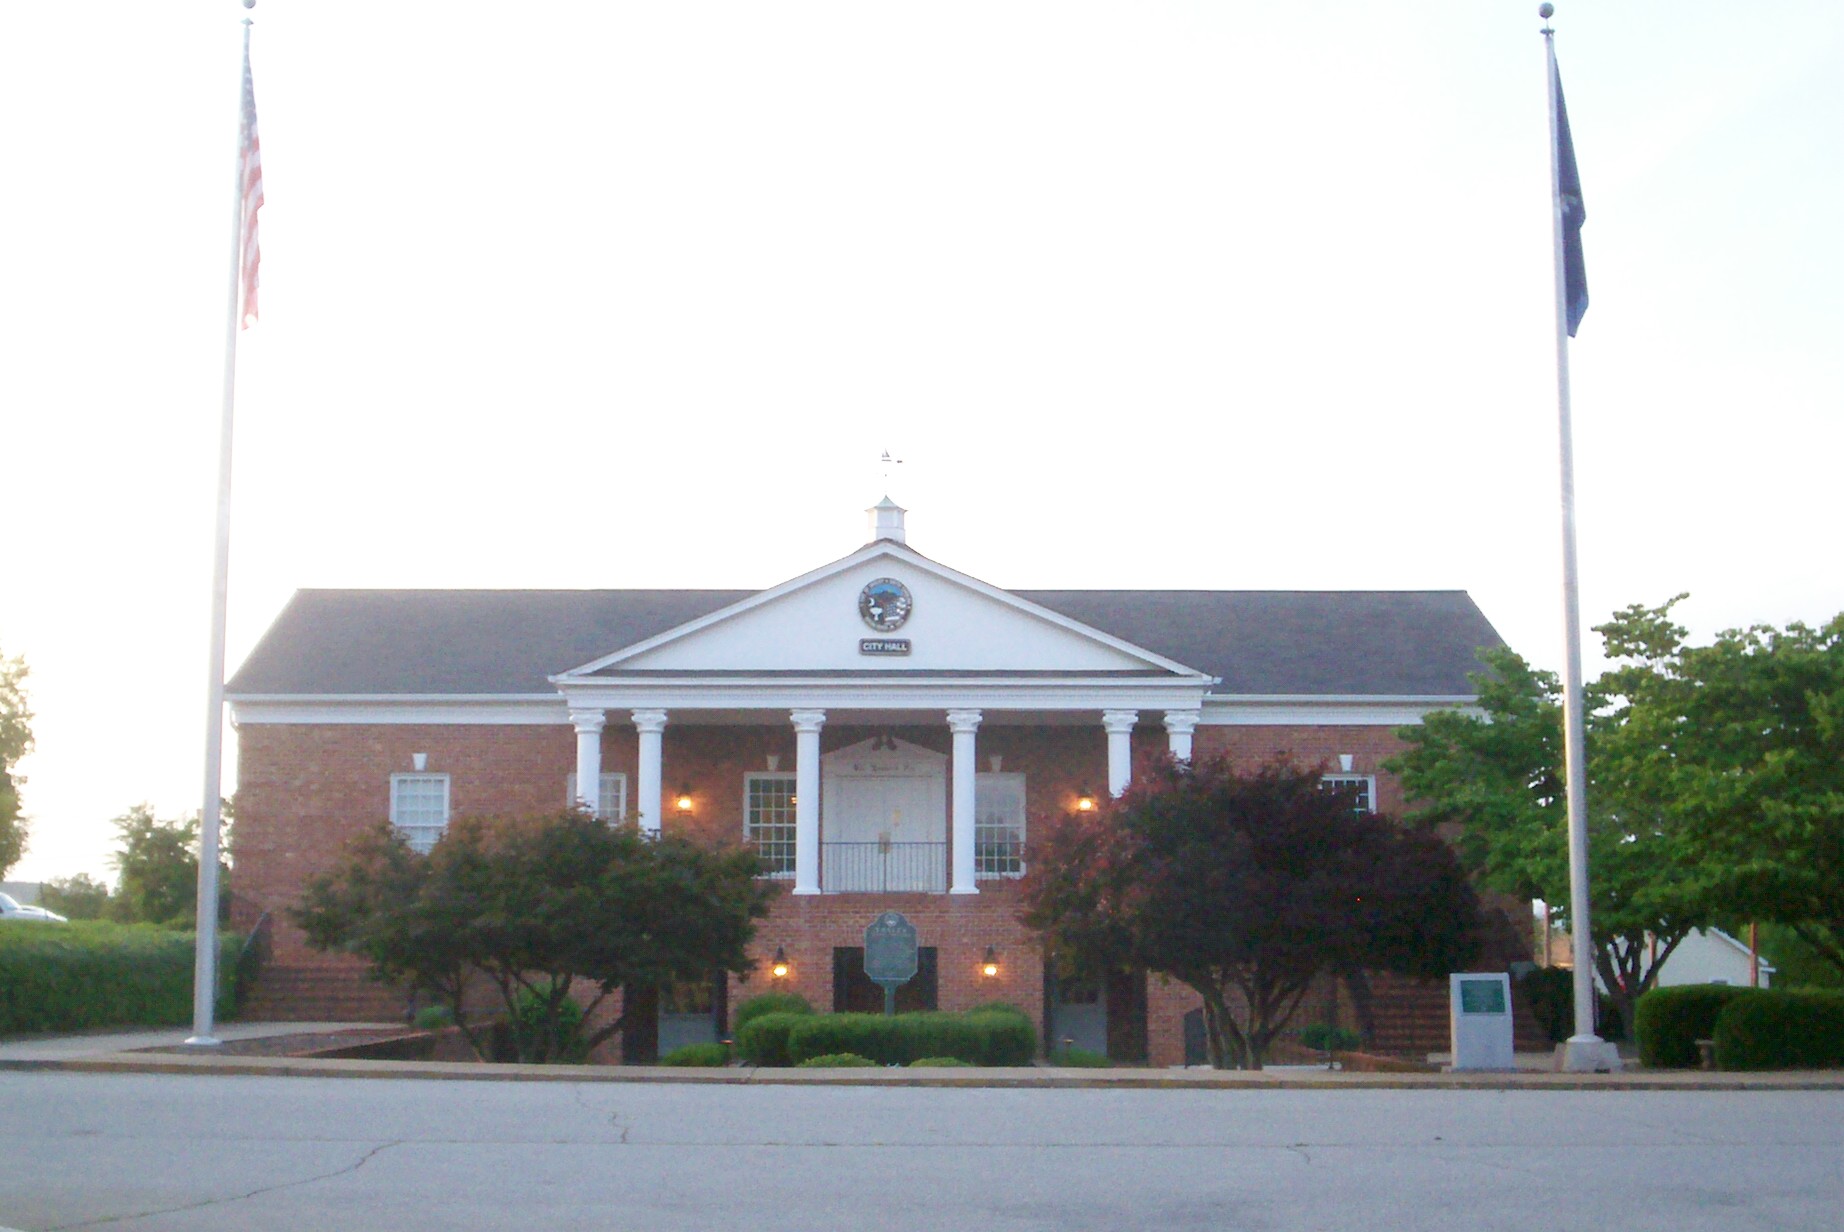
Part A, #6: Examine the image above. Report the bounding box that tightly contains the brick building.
[227,499,1507,1063]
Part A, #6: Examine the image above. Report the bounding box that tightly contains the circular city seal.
[858,577,913,632]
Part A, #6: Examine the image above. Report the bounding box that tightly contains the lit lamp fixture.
[1074,789,1096,813]
[674,785,695,814]
[981,946,1000,978]
[771,947,790,979]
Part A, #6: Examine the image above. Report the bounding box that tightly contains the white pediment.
[561,543,1207,679]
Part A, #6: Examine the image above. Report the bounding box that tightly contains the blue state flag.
[1554,64,1588,336]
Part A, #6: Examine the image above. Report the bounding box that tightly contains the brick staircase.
[237,961,408,1024]
[1363,973,1553,1057]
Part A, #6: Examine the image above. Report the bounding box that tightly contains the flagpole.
[1541,3,1618,1074]
[187,2,256,1047]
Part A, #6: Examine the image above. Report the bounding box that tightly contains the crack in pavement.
[43,1141,401,1231]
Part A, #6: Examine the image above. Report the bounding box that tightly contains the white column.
[632,709,668,835]
[570,708,606,816]
[1103,709,1139,797]
[1163,710,1200,763]
[947,709,982,895]
[791,709,826,895]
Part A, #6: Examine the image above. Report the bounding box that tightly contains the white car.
[0,891,67,923]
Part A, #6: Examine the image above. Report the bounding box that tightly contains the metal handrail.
[821,841,946,893]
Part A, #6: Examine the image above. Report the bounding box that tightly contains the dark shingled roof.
[228,587,1502,699]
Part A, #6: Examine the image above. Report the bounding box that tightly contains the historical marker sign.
[864,911,918,1016]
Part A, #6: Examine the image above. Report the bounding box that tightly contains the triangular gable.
[556,542,1212,681]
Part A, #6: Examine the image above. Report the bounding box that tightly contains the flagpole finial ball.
[1538,3,1554,18]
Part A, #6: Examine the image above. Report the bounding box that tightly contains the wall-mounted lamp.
[1074,789,1096,813]
[674,785,695,814]
[981,946,1000,979]
[771,946,790,979]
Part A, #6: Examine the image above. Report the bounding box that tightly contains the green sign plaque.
[864,912,919,1015]
[1459,977,1508,1015]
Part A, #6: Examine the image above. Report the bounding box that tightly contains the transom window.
[390,773,450,853]
[975,772,1026,879]
[566,771,629,821]
[1320,773,1375,816]
[745,773,797,877]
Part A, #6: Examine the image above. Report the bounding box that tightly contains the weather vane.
[879,449,904,490]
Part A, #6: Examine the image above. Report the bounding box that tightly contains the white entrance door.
[821,738,948,892]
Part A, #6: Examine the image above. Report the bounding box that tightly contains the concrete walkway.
[3,1021,1841,1089]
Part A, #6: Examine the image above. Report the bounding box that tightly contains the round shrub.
[1297,1024,1362,1053]
[1634,984,1753,1068]
[1713,989,1844,1071]
[910,1056,972,1068]
[412,1004,455,1030]
[735,1010,808,1066]
[1051,1046,1112,1068]
[733,990,814,1032]
[797,1052,876,1068]
[660,1042,731,1067]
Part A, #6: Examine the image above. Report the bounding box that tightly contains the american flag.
[239,41,264,329]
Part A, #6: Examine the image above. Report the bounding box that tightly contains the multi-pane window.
[390,773,450,853]
[974,772,1026,879]
[1320,774,1375,816]
[745,773,797,877]
[566,772,629,821]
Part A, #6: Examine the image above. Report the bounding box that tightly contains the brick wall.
[235,714,1441,1061]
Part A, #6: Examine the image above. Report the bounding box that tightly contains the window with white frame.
[975,772,1026,879]
[745,773,797,877]
[390,773,451,853]
[1320,774,1376,816]
[566,771,629,821]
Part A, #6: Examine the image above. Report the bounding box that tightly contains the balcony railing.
[821,841,946,893]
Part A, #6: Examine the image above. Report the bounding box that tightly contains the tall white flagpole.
[187,3,257,1047]
[1541,3,1619,1074]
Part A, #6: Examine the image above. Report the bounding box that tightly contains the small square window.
[390,773,450,853]
[1320,774,1375,816]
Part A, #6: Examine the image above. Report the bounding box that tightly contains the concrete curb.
[5,1052,1843,1091]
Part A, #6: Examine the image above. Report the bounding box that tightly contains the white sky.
[2,2,1840,884]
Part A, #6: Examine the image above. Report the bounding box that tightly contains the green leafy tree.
[1622,612,1844,977]
[108,805,230,926]
[296,811,777,1063]
[1390,604,1717,1039]
[39,872,113,920]
[0,647,32,877]
[1021,756,1482,1069]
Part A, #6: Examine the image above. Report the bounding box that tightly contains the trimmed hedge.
[797,1052,876,1068]
[733,990,814,1032]
[1634,984,1753,1068]
[1051,1046,1112,1068]
[738,1008,1036,1067]
[1712,989,1844,1071]
[660,1042,731,1067]
[0,921,244,1035]
[910,1056,972,1068]
[735,1010,807,1066]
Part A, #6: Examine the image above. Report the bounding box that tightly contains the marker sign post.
[1449,972,1516,1071]
[864,912,919,1017]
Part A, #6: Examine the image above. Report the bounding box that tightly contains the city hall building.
[227,499,1508,1064]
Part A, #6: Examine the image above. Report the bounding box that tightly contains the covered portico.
[551,503,1212,896]
[557,695,1207,896]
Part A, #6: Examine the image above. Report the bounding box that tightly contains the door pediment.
[821,736,947,776]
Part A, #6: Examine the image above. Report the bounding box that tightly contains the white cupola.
[867,495,907,544]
